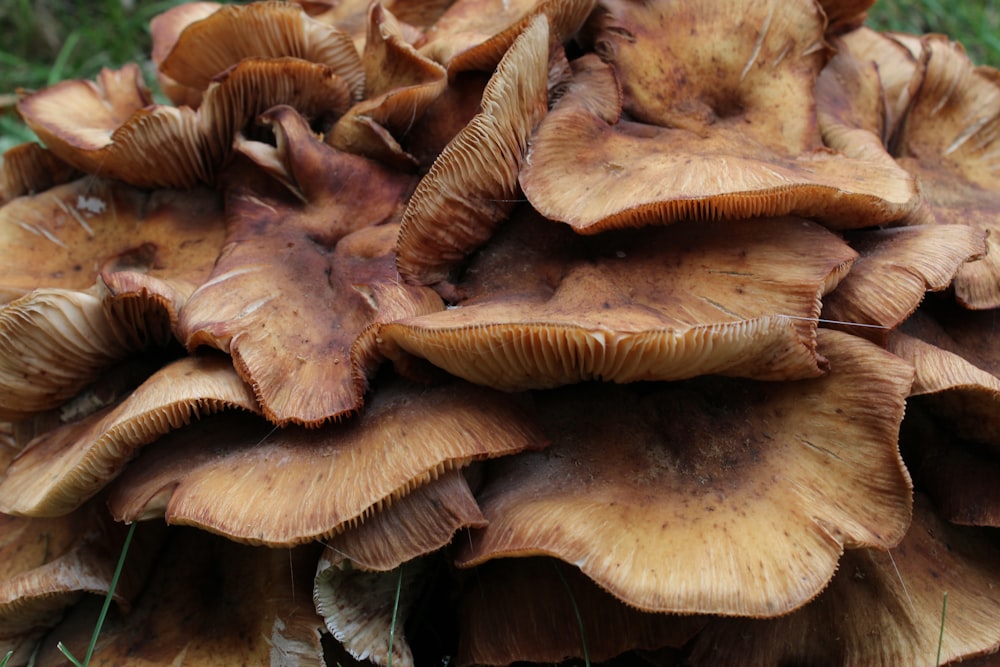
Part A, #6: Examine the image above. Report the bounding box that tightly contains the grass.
[1,0,999,154]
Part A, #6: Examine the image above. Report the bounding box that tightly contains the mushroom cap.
[108,379,545,546]
[419,0,594,75]
[456,329,914,616]
[327,4,448,167]
[395,13,549,285]
[321,468,486,572]
[820,225,985,343]
[894,307,1000,446]
[519,51,918,232]
[0,178,225,304]
[0,142,77,204]
[314,559,426,667]
[159,0,364,100]
[32,528,325,667]
[384,211,856,391]
[890,36,1000,307]
[148,1,221,107]
[16,65,153,177]
[179,106,437,425]
[688,495,1000,666]
[0,283,176,421]
[0,354,259,517]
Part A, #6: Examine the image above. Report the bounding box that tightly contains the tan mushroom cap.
[893,309,1000,446]
[16,65,153,176]
[322,469,485,572]
[32,528,325,667]
[0,283,175,421]
[820,225,984,343]
[0,355,259,518]
[835,27,922,146]
[592,0,828,151]
[456,329,914,616]
[160,0,364,100]
[891,36,1000,307]
[0,501,156,663]
[384,211,855,391]
[180,106,438,425]
[149,1,221,107]
[314,558,427,667]
[687,495,1000,666]
[108,380,545,546]
[328,4,448,167]
[520,48,917,233]
[419,0,594,75]
[0,142,77,204]
[395,14,549,286]
[0,178,225,304]
[456,558,706,666]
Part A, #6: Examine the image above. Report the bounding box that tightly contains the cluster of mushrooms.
[2,0,1000,664]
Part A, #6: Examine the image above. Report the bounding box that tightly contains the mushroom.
[456,330,913,616]
[385,209,856,390]
[0,354,260,517]
[177,106,440,425]
[3,0,1000,664]
[518,3,918,233]
[107,379,545,545]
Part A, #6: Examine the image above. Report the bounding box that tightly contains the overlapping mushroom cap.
[3,0,1000,665]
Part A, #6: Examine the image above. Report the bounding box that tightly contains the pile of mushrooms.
[2,0,1000,665]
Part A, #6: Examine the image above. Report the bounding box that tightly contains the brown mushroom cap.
[820,225,985,343]
[321,468,486,572]
[179,106,438,425]
[890,36,1000,307]
[0,283,176,421]
[520,36,917,232]
[456,558,707,666]
[108,380,545,546]
[687,495,1000,666]
[149,1,221,108]
[395,13,549,285]
[16,65,153,176]
[32,528,325,667]
[456,329,914,616]
[159,0,364,100]
[328,4,448,168]
[0,178,225,304]
[384,210,856,391]
[894,308,1000,446]
[0,355,259,518]
[0,142,77,204]
[419,0,594,75]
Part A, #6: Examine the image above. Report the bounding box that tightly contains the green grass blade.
[936,590,948,666]
[387,566,403,667]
